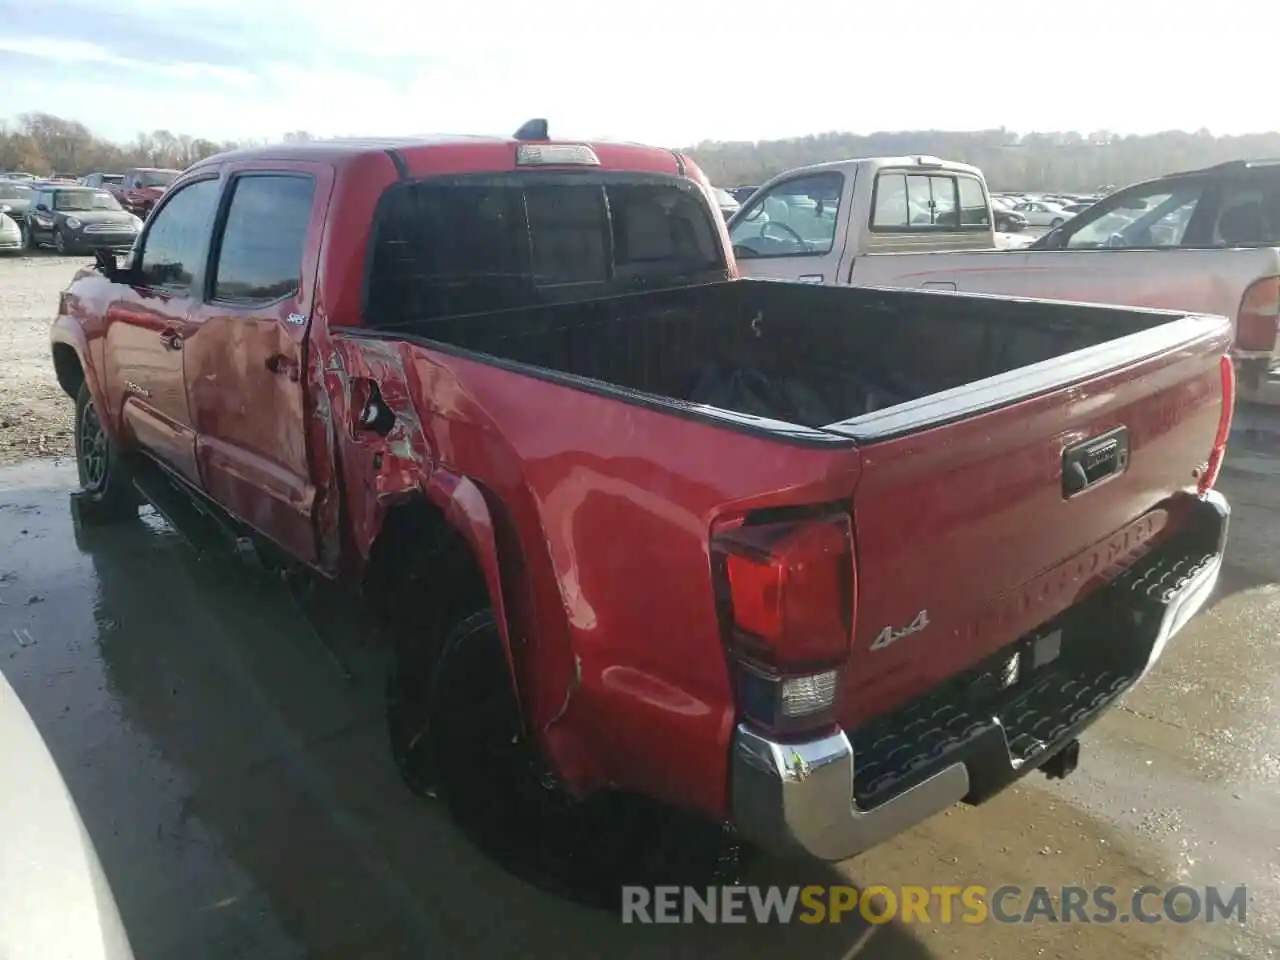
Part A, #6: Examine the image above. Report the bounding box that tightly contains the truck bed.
[367,278,1230,740]
[386,279,1176,432]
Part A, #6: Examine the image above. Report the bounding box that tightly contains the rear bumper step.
[730,490,1229,862]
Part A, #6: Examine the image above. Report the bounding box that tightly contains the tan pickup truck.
[730,157,1280,401]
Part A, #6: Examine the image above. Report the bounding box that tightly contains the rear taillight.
[1198,354,1235,497]
[711,511,854,735]
[1236,276,1280,352]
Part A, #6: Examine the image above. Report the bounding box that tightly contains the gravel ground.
[0,253,80,465]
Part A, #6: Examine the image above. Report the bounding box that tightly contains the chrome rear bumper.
[730,490,1228,862]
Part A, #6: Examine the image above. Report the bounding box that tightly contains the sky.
[1,0,1275,148]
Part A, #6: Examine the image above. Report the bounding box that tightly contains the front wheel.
[413,609,742,906]
[73,382,139,523]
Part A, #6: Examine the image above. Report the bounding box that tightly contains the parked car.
[990,198,1028,232]
[0,211,22,253]
[80,173,125,189]
[0,171,38,181]
[711,186,740,220]
[737,156,1280,402]
[0,180,33,244]
[1062,201,1094,215]
[24,184,141,254]
[0,669,136,958]
[51,125,1233,889]
[1013,200,1071,227]
[103,167,181,219]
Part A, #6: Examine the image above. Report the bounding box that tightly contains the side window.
[1061,180,1205,249]
[728,172,843,258]
[137,179,220,291]
[1212,175,1280,246]
[212,175,315,303]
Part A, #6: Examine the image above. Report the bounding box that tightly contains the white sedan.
[1013,200,1072,228]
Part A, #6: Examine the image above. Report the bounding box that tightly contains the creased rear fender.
[323,334,591,787]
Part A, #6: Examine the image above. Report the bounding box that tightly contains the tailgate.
[839,315,1231,730]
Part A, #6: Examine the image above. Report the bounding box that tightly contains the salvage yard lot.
[0,253,1278,959]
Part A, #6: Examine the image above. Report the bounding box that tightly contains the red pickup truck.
[104,167,181,220]
[50,125,1234,888]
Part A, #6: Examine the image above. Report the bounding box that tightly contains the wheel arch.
[51,341,86,401]
[362,470,526,719]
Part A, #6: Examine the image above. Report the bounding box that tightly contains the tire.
[415,609,743,907]
[1050,218,1064,229]
[73,382,139,523]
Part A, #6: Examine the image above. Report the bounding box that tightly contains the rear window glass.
[871,171,989,231]
[364,177,723,327]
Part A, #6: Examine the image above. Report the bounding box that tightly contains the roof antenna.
[514,118,549,141]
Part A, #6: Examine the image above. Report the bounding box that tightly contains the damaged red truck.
[49,125,1234,885]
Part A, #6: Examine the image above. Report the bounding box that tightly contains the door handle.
[1062,426,1129,498]
[266,353,300,382]
[160,328,183,350]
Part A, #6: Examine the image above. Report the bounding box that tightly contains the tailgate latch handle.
[1062,426,1129,498]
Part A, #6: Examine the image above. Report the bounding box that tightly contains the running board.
[125,453,263,568]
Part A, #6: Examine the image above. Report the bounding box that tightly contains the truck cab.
[728,155,996,284]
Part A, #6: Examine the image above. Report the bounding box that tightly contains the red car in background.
[104,167,180,220]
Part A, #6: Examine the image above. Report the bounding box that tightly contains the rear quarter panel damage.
[321,333,863,819]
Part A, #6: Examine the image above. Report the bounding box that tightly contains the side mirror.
[93,248,120,280]
[1031,227,1065,250]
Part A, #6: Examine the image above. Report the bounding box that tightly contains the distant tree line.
[5,112,1280,193]
[0,112,316,176]
[685,128,1280,191]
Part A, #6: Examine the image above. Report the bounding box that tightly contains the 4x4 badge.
[871,610,931,651]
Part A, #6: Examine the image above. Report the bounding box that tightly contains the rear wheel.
[73,382,139,523]
[400,608,743,907]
